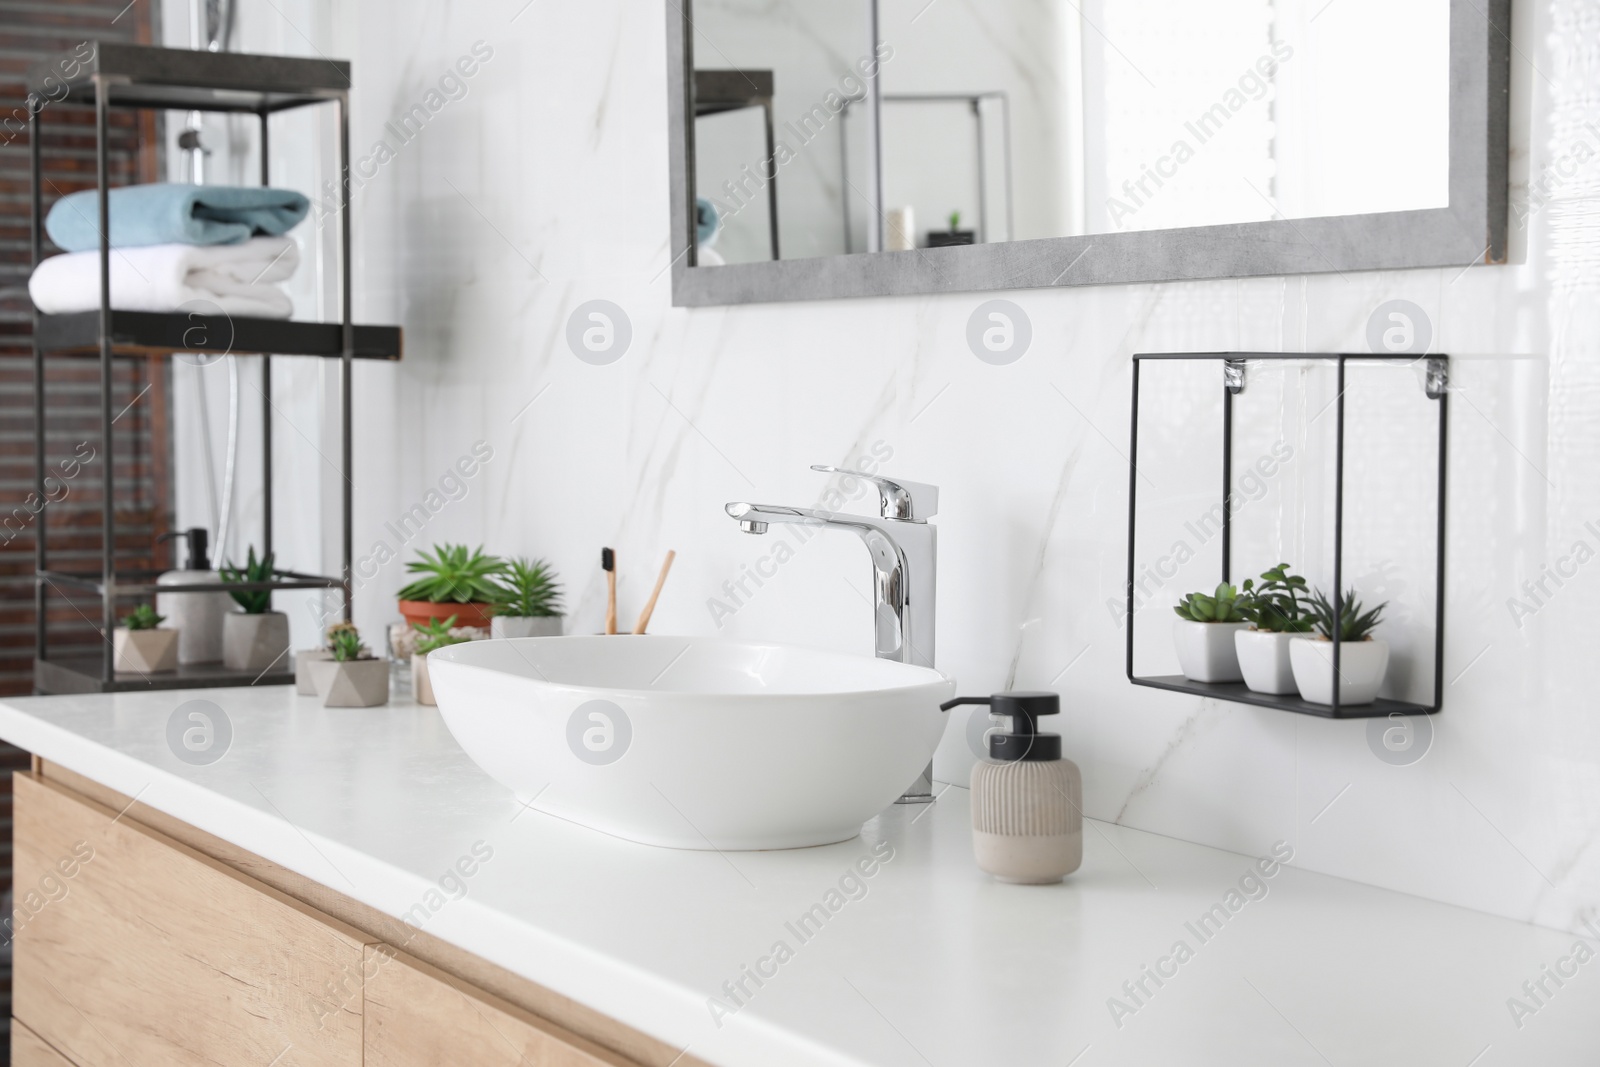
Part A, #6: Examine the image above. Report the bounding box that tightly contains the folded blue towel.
[46,183,311,252]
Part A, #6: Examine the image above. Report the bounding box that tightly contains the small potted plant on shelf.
[1289,588,1390,706]
[927,209,976,247]
[411,615,470,706]
[396,544,506,631]
[489,557,565,639]
[297,621,356,695]
[114,603,178,673]
[1235,563,1315,695]
[220,547,290,672]
[308,625,389,708]
[1172,582,1252,683]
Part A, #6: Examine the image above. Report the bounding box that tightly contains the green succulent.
[1306,588,1386,642]
[121,603,164,630]
[329,626,368,662]
[1174,582,1250,623]
[948,210,961,231]
[1241,563,1315,633]
[491,557,564,618]
[396,544,506,604]
[325,620,359,647]
[220,546,276,614]
[412,615,470,656]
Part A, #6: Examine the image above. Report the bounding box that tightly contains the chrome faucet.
[726,465,939,803]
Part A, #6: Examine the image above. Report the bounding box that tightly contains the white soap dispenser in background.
[943,691,1083,885]
[155,528,231,665]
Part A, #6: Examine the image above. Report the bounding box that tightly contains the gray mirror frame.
[666,0,1509,307]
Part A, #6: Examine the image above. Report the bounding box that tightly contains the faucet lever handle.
[810,465,939,521]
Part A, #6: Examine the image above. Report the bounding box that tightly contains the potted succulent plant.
[1172,582,1251,683]
[297,621,356,695]
[410,615,470,707]
[114,603,178,673]
[308,625,389,708]
[489,557,565,639]
[220,548,290,672]
[1289,588,1390,706]
[396,544,506,631]
[1234,564,1315,695]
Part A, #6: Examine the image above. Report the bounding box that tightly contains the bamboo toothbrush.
[632,551,677,635]
[602,548,617,634]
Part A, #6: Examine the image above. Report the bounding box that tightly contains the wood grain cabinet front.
[11,1020,77,1067]
[11,774,373,1067]
[363,947,634,1067]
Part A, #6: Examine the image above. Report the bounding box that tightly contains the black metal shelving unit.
[1126,352,1449,720]
[27,42,402,694]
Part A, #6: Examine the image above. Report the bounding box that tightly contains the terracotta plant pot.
[1289,637,1390,706]
[222,611,290,672]
[295,648,333,695]
[113,628,178,673]
[398,600,494,630]
[1234,628,1300,695]
[489,615,563,640]
[309,658,390,708]
[412,653,436,706]
[1172,619,1250,683]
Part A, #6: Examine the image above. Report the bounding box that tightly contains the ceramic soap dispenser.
[943,691,1082,884]
[155,527,230,665]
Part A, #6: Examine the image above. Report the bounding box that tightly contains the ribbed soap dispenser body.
[945,691,1082,884]
[971,758,1082,884]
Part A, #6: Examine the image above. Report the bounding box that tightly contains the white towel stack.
[28,236,300,319]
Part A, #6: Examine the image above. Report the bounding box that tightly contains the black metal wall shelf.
[36,311,402,361]
[1125,352,1448,720]
[28,41,398,693]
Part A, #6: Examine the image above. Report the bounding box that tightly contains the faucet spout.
[722,500,935,669]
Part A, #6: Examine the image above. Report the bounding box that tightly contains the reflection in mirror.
[883,0,1448,243]
[690,0,881,266]
[689,0,1449,262]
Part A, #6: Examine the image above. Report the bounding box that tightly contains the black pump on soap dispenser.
[942,691,1083,884]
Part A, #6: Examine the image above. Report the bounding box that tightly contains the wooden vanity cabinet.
[11,774,370,1066]
[8,770,678,1067]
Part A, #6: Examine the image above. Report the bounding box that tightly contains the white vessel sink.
[428,636,955,850]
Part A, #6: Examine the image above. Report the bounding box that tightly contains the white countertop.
[2,686,1596,1066]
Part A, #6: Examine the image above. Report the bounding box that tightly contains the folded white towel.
[28,236,299,319]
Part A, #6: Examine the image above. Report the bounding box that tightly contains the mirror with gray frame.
[667,0,1509,306]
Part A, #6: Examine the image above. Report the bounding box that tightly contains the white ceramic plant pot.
[113,628,178,673]
[1289,637,1390,706]
[490,615,563,640]
[1172,619,1250,683]
[295,648,333,694]
[309,658,390,708]
[1234,629,1300,695]
[222,611,290,672]
[412,653,436,706]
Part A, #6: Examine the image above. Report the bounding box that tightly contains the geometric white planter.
[1234,628,1300,695]
[1172,619,1250,683]
[113,628,178,673]
[308,657,390,707]
[1289,637,1390,706]
[489,615,563,640]
[221,611,290,672]
[295,648,333,694]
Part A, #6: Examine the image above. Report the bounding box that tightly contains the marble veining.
[157,0,1600,939]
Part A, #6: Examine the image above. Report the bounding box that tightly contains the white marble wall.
[190,0,1599,936]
